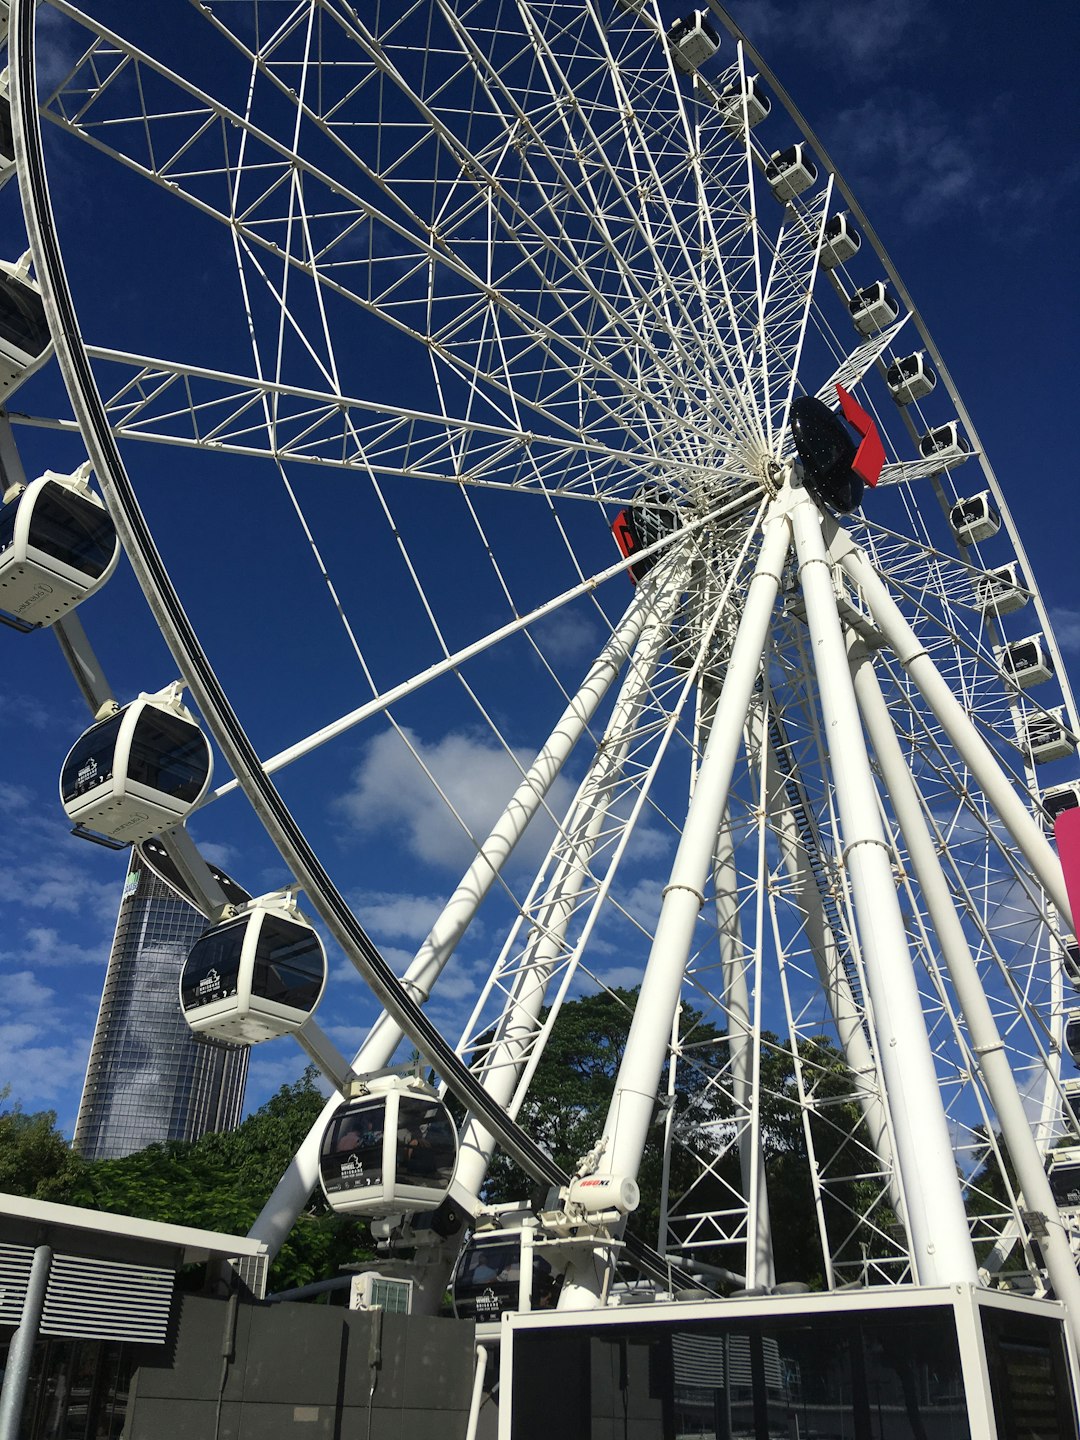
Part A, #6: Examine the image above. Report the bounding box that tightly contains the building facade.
[73,856,248,1160]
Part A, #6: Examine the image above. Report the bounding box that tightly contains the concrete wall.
[125,1294,485,1439]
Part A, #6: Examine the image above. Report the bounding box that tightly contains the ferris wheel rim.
[9,0,1079,1300]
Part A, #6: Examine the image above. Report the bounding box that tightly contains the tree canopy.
[2,1070,370,1293]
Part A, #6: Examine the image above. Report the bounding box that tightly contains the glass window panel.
[27,483,116,579]
[127,709,209,802]
[61,713,124,801]
[250,915,323,1012]
[396,1098,456,1188]
[321,1103,384,1194]
[180,922,241,1010]
[0,271,49,356]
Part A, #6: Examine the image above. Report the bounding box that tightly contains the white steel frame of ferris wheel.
[14,0,1080,1324]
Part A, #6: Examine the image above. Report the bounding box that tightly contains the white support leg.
[790,485,977,1287]
[849,632,1080,1341]
[554,502,793,1310]
[248,564,686,1254]
[714,816,775,1289]
[452,565,685,1205]
[747,694,903,1223]
[826,520,1073,930]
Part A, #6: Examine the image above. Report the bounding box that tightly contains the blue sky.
[1,0,1077,1142]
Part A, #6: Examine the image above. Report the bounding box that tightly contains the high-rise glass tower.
[74,855,248,1159]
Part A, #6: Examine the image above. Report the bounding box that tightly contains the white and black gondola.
[765,144,817,202]
[919,421,971,466]
[665,12,720,73]
[717,74,770,131]
[1043,782,1080,827]
[319,1077,458,1217]
[848,281,899,336]
[817,213,861,270]
[1067,1012,1080,1068]
[1063,944,1080,992]
[451,1230,560,1323]
[0,251,52,395]
[60,685,213,845]
[611,484,677,585]
[0,466,119,628]
[974,563,1028,617]
[999,634,1054,690]
[886,352,936,404]
[1049,1147,1080,1210]
[948,491,1000,546]
[1021,708,1077,766]
[180,893,327,1044]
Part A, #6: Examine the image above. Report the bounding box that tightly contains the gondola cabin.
[948,491,999,546]
[1021,708,1077,766]
[974,563,1027,617]
[0,467,119,627]
[1064,944,1080,992]
[319,1077,457,1217]
[0,251,52,395]
[999,634,1054,690]
[180,893,327,1044]
[60,687,212,845]
[817,213,860,270]
[1067,1011,1080,1067]
[611,484,677,584]
[666,12,720,73]
[1049,1147,1080,1210]
[717,75,770,131]
[765,144,817,202]
[919,421,971,466]
[451,1229,560,1324]
[886,352,936,405]
[848,282,899,336]
[1042,782,1080,827]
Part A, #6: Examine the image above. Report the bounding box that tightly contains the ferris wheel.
[6,0,1080,1325]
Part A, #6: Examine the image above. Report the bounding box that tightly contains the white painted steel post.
[748,694,903,1221]
[849,633,1080,1340]
[826,521,1073,930]
[553,502,793,1310]
[714,816,775,1289]
[452,559,687,1205]
[248,566,685,1253]
[790,486,977,1286]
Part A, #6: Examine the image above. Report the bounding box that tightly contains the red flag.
[1056,809,1080,935]
[836,383,885,488]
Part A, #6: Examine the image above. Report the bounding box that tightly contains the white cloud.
[530,608,605,665]
[2,970,56,1007]
[347,890,447,945]
[0,926,106,968]
[736,0,930,71]
[337,726,574,874]
[1049,608,1080,656]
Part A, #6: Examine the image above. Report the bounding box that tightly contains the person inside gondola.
[399,1119,437,1176]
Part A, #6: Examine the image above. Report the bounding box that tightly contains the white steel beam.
[790,486,976,1287]
[848,631,1080,1340]
[826,520,1073,931]
[553,498,793,1309]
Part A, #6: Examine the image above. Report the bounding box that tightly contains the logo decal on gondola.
[197,967,222,998]
[77,757,99,789]
[341,1154,364,1175]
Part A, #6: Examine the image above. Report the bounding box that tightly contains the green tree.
[40,1069,372,1293]
[476,990,891,1287]
[0,1087,82,1197]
